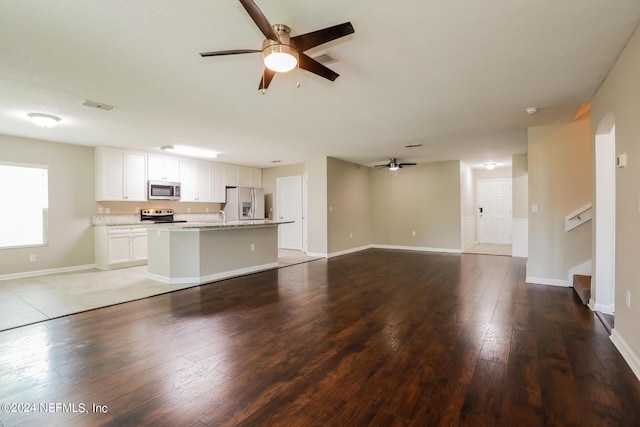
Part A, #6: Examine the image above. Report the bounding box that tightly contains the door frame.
[476,178,512,244]
[276,175,304,251]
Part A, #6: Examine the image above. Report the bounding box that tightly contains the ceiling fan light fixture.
[263,44,297,73]
[27,112,61,128]
[389,165,400,171]
[484,162,497,170]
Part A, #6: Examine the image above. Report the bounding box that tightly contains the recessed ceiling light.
[525,106,538,115]
[27,112,61,128]
[484,162,497,170]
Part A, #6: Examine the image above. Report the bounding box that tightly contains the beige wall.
[305,156,328,255]
[261,163,305,220]
[327,157,371,254]
[592,25,640,367]
[527,115,592,282]
[370,160,462,250]
[0,134,97,275]
[512,154,529,219]
[460,162,475,217]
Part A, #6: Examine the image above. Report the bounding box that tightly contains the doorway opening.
[593,115,616,327]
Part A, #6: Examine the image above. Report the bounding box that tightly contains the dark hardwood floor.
[1,249,639,426]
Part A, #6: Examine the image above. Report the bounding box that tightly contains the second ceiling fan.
[200,0,354,90]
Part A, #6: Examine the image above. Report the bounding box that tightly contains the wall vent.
[82,99,116,111]
[404,143,423,148]
[312,52,336,65]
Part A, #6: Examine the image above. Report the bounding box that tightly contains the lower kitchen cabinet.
[95,225,148,270]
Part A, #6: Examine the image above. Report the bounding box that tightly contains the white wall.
[460,161,476,250]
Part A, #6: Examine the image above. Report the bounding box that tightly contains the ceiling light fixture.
[525,106,538,115]
[27,112,61,128]
[484,162,497,170]
[262,25,297,73]
[161,145,218,159]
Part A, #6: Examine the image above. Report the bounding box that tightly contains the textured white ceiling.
[1,0,639,169]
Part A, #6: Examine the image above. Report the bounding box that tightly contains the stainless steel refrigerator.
[223,187,265,220]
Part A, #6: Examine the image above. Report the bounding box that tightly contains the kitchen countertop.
[145,219,293,230]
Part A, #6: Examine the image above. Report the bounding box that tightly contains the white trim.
[593,302,615,315]
[0,264,96,282]
[525,276,570,287]
[610,329,640,382]
[147,262,279,285]
[328,245,372,258]
[305,251,328,258]
[372,244,462,254]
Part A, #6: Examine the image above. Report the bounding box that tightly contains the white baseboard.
[593,302,615,315]
[328,245,372,258]
[610,329,640,382]
[525,275,570,287]
[305,251,328,258]
[371,244,462,254]
[147,262,280,285]
[0,263,96,282]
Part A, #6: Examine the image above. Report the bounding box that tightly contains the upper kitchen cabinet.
[225,164,262,187]
[211,162,226,203]
[95,147,147,201]
[147,153,180,182]
[180,158,212,202]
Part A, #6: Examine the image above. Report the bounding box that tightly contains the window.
[0,162,49,248]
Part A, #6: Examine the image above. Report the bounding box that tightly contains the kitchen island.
[145,220,292,285]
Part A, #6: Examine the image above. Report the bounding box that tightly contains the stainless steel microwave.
[148,180,181,200]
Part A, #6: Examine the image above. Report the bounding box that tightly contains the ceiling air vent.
[404,143,423,148]
[82,99,116,111]
[312,52,336,65]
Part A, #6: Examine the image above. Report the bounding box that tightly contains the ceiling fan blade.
[239,0,280,42]
[399,163,417,166]
[298,53,339,81]
[291,22,354,52]
[259,68,276,90]
[200,49,261,57]
[374,165,389,168]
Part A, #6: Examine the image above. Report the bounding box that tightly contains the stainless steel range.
[140,208,186,223]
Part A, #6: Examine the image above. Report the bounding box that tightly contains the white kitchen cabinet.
[95,225,148,270]
[180,158,212,202]
[250,167,262,187]
[212,162,226,203]
[147,153,180,181]
[95,147,147,201]
[225,164,262,187]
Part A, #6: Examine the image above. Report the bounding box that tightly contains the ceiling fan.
[374,158,417,171]
[199,0,354,91]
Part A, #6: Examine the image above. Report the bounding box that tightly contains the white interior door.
[277,176,303,250]
[478,179,512,244]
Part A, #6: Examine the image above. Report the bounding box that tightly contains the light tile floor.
[0,250,321,332]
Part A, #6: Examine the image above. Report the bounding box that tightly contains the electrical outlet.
[187,208,191,213]
[250,243,255,251]
[350,232,353,238]
[98,207,104,214]
[205,208,209,213]
[29,254,36,262]
[412,230,416,236]
[329,206,333,213]
[531,204,539,213]
[105,208,110,214]
[626,290,631,308]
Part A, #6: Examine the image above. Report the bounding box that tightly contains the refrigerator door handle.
[250,189,255,218]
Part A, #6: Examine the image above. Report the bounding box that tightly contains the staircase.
[572,274,591,305]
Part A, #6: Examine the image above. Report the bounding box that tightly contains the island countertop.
[145,219,293,230]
